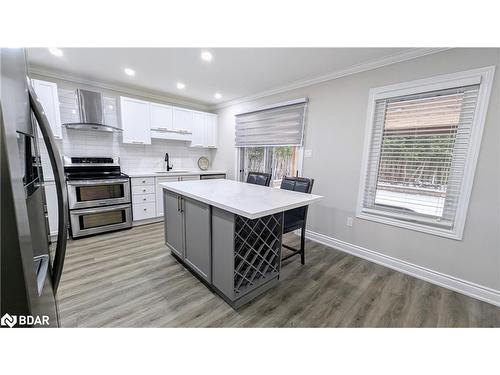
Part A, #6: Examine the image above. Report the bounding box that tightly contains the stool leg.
[300,227,305,265]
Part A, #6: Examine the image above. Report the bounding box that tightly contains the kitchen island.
[160,179,322,308]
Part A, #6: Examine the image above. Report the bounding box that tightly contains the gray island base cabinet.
[164,190,282,307]
[161,179,322,308]
[165,191,211,282]
[211,207,283,307]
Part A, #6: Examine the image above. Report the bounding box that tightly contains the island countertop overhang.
[160,179,323,219]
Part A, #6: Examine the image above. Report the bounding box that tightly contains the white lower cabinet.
[131,177,156,220]
[132,202,156,221]
[134,194,156,204]
[131,177,155,186]
[132,175,201,222]
[156,175,200,216]
[132,184,155,195]
[156,176,179,216]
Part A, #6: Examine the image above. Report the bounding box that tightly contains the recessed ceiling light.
[48,48,63,57]
[177,82,186,89]
[124,68,135,76]
[201,51,213,62]
[214,92,222,100]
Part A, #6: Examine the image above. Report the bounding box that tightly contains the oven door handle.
[67,179,130,186]
[72,204,131,215]
[28,77,68,294]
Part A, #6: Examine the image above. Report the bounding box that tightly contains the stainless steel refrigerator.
[1,48,68,327]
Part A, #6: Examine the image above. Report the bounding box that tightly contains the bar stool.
[280,176,314,265]
[246,171,272,187]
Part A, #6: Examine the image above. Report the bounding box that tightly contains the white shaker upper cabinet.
[120,96,151,145]
[190,112,217,148]
[191,111,205,147]
[172,107,194,133]
[205,113,217,148]
[150,102,173,131]
[31,79,62,139]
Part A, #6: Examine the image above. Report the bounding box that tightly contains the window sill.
[356,211,463,241]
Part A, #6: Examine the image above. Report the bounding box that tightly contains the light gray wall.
[213,48,500,291]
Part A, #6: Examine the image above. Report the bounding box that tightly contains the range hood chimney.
[63,89,122,132]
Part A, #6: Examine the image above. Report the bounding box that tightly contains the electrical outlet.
[304,149,313,158]
[346,216,354,227]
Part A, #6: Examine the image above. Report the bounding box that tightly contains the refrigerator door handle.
[27,77,68,294]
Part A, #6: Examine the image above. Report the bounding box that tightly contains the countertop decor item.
[198,156,209,171]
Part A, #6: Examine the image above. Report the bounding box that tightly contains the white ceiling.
[27,48,415,106]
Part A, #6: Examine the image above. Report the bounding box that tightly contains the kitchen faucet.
[164,152,173,171]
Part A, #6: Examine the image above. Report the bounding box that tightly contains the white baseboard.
[305,229,500,307]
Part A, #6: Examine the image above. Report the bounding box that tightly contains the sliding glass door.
[239,146,302,187]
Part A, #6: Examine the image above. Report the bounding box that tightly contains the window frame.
[236,146,304,185]
[356,66,495,240]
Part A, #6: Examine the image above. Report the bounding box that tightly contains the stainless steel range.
[64,156,132,238]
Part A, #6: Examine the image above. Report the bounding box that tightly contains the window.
[235,98,307,186]
[357,67,495,240]
[240,146,301,187]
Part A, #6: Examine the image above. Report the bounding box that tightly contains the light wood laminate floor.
[56,222,500,327]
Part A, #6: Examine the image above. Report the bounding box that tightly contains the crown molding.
[210,48,451,111]
[28,66,212,111]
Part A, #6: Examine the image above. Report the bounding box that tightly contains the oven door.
[70,203,132,238]
[67,178,131,209]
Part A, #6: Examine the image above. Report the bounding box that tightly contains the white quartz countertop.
[160,179,323,219]
[126,169,226,178]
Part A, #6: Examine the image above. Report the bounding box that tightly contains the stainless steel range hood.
[63,89,122,132]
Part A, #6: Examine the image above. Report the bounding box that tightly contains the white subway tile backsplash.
[103,96,118,127]
[40,127,213,180]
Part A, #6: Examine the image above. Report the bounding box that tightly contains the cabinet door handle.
[177,196,180,212]
[131,141,144,144]
[180,198,183,213]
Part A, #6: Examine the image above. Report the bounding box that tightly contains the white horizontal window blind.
[235,100,307,147]
[362,84,480,230]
